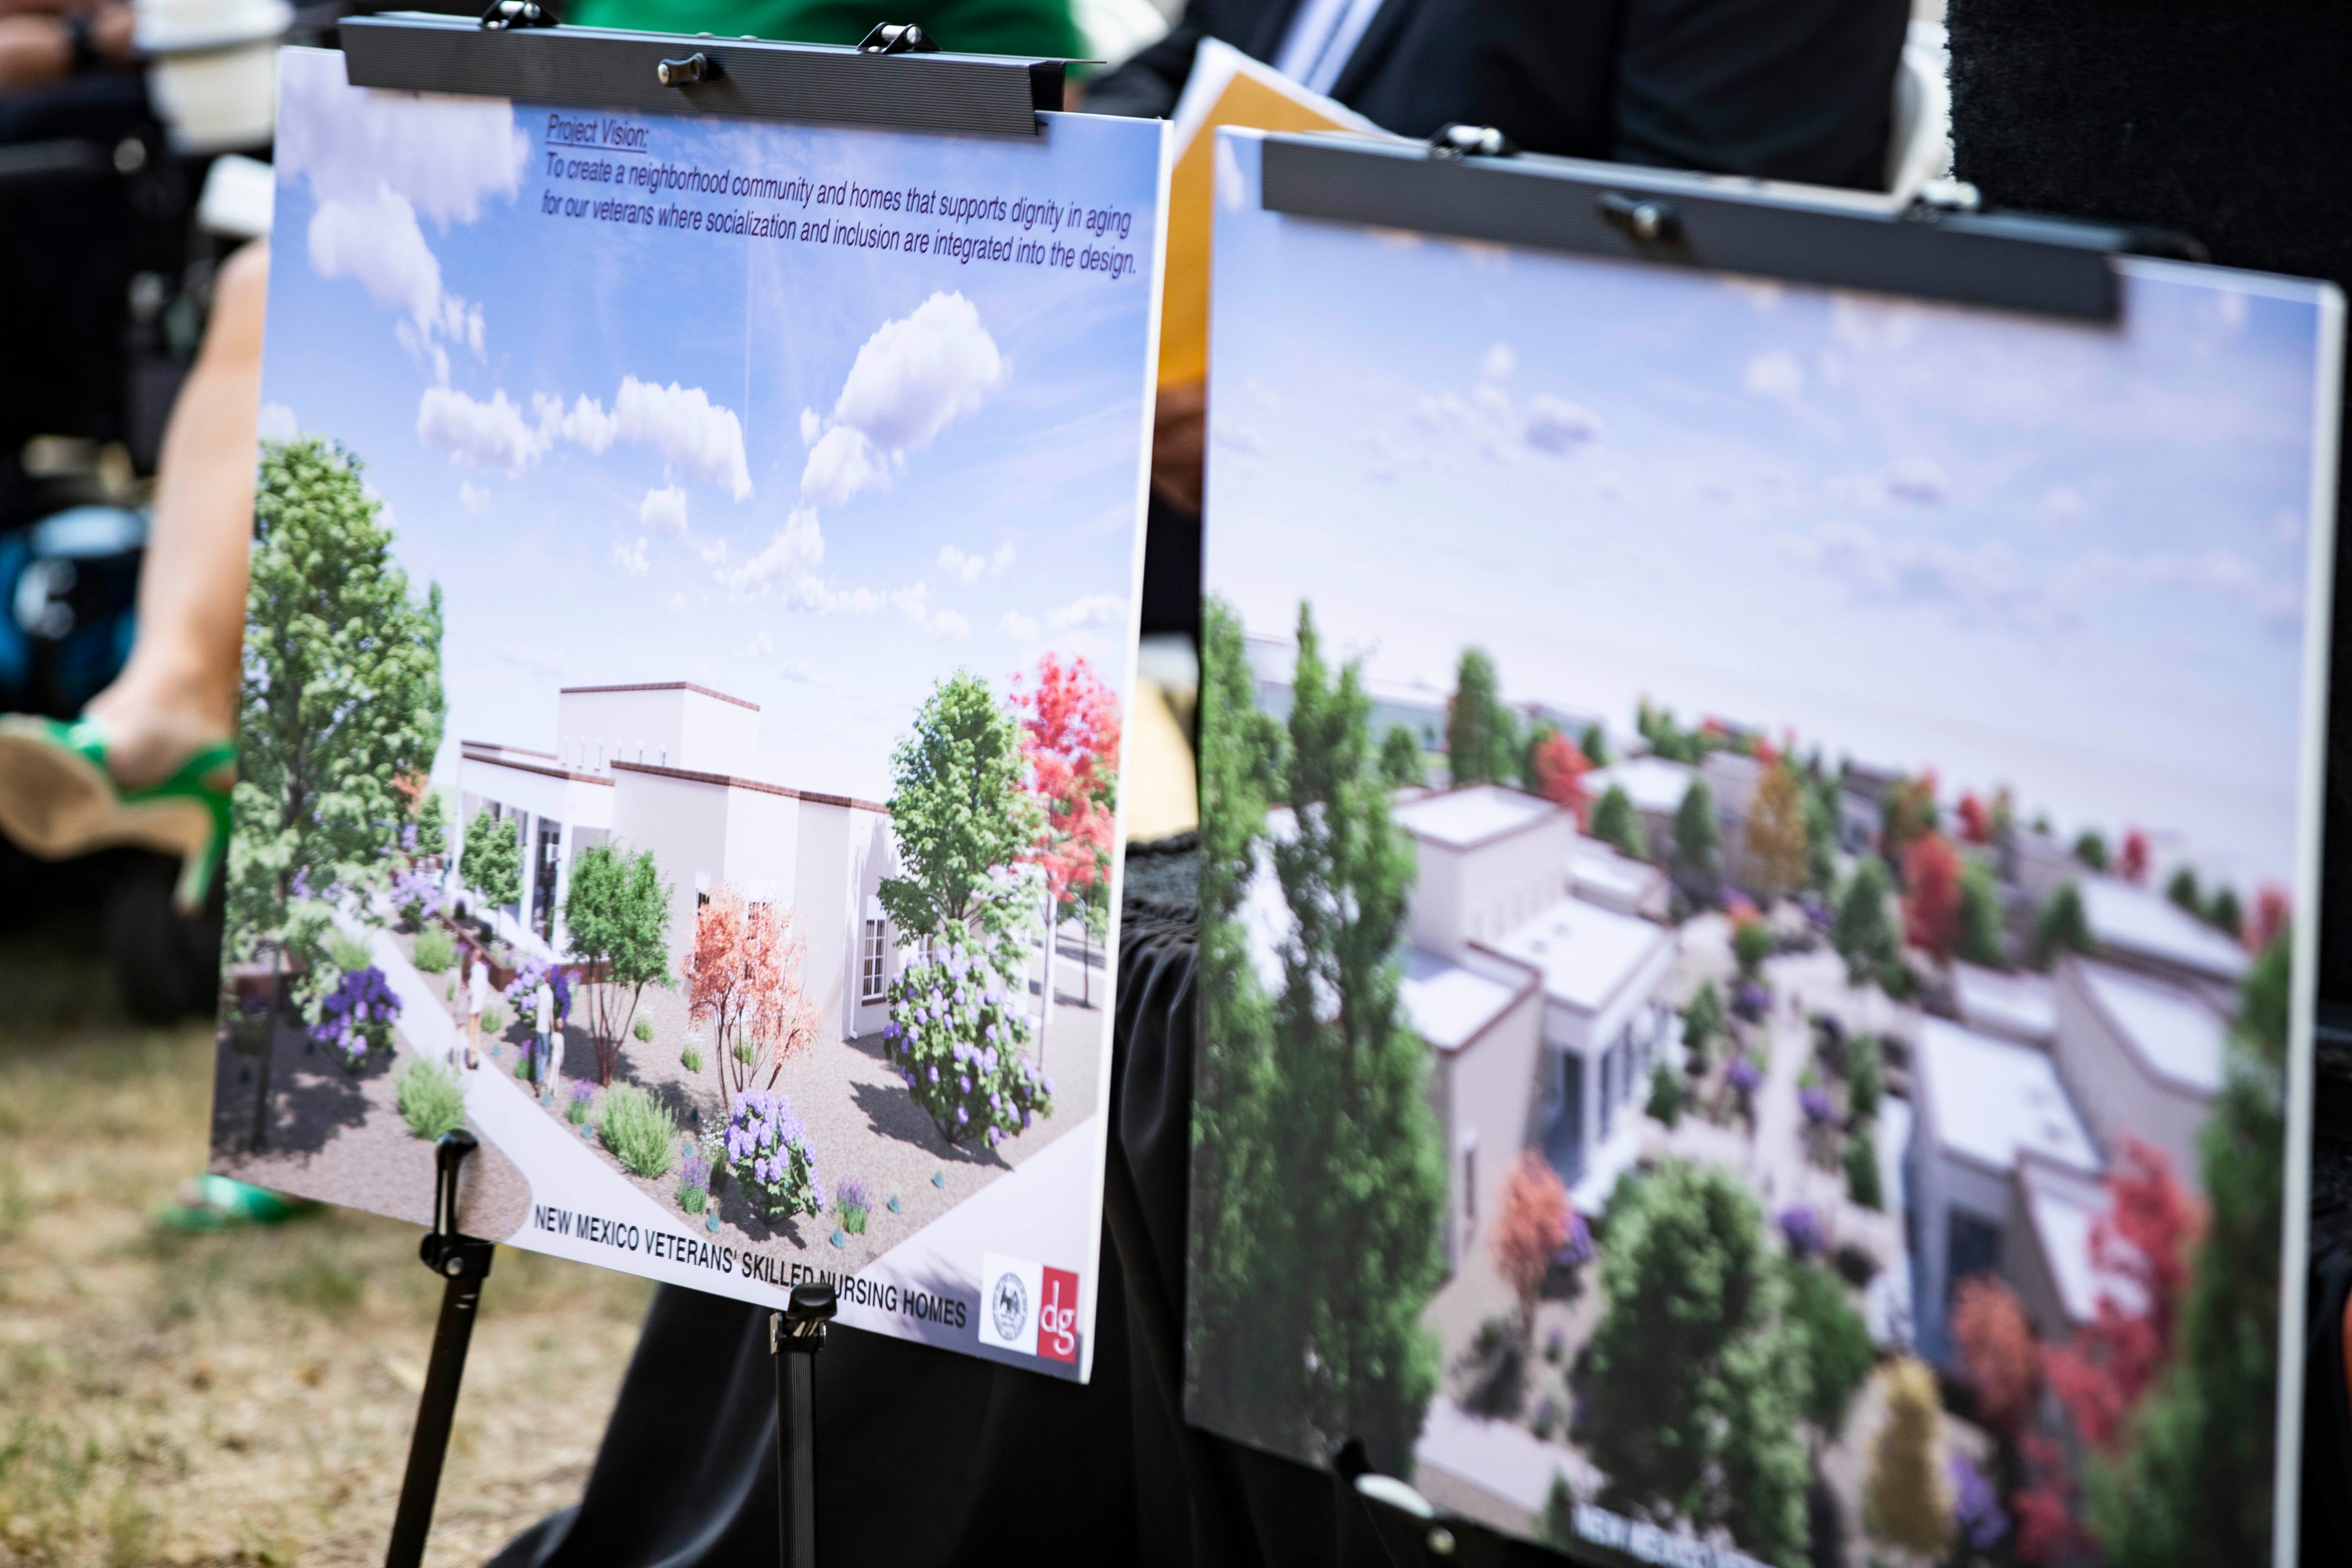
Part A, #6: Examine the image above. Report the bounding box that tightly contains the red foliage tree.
[1014,653,1121,916]
[683,880,820,1105]
[1952,1273,2039,1439]
[2119,827,2150,884]
[2012,1433,2089,1564]
[2250,885,2291,954]
[1957,791,1992,845]
[1530,731,1592,824]
[1492,1149,1569,1327]
[1902,831,1965,960]
[2043,1137,2202,1449]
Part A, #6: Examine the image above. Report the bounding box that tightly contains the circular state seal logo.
[990,1270,1028,1343]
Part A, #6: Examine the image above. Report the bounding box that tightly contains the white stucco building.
[456,682,904,1043]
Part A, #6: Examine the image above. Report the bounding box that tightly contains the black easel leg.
[388,1268,487,1568]
[387,1131,494,1568]
[770,1284,837,1568]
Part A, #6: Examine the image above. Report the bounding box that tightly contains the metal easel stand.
[770,1283,838,1568]
[387,1130,496,1568]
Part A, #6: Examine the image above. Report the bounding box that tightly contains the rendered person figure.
[466,952,490,1071]
[534,975,559,1105]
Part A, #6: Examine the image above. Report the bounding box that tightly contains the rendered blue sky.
[1206,131,2338,891]
[261,49,1161,802]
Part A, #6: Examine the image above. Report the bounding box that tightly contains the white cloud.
[721,508,827,603]
[640,484,689,536]
[459,481,490,514]
[799,407,822,446]
[1482,343,1516,380]
[1523,395,1600,455]
[606,379,751,499]
[416,386,546,473]
[749,631,773,655]
[276,52,528,225]
[611,537,649,577]
[937,542,1017,584]
[1777,520,2061,632]
[931,610,971,637]
[1885,456,1948,504]
[2038,485,2089,524]
[2054,548,2304,630]
[1744,350,1804,398]
[1052,592,1124,631]
[308,186,443,329]
[256,402,299,442]
[799,292,1004,506]
[1001,610,1040,643]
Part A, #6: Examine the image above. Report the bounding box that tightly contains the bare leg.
[84,241,270,790]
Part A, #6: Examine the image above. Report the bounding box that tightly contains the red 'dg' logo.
[1035,1266,1078,1363]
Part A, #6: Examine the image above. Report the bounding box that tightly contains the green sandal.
[0,716,235,912]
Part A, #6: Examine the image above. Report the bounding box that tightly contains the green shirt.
[564,0,1083,58]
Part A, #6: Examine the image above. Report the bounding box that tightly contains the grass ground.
[0,911,651,1568]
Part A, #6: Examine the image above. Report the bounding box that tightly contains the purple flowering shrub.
[1726,1056,1764,1095]
[1556,1210,1595,1269]
[393,867,441,926]
[1730,980,1771,1021]
[725,1090,826,1222]
[1778,1203,1825,1259]
[1798,1086,1835,1125]
[1949,1453,2009,1551]
[502,957,572,1025]
[567,1079,594,1124]
[311,965,401,1069]
[881,949,1051,1147]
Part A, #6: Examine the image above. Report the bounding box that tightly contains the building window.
[860,919,888,1001]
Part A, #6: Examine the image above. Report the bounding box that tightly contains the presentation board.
[208,45,1166,1381]
[1190,127,2340,1564]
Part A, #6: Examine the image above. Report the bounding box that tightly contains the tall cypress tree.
[1446,646,1513,786]
[1188,597,1445,1476]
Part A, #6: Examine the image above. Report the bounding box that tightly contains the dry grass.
[0,915,652,1568]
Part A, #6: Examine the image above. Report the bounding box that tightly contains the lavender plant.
[724,1091,826,1222]
[834,1175,873,1235]
[676,1146,712,1215]
[1777,1203,1825,1259]
[880,947,1050,1147]
[567,1080,594,1124]
[393,867,442,927]
[310,965,402,1070]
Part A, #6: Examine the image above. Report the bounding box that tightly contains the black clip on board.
[1259,125,2204,322]
[344,22,1087,1563]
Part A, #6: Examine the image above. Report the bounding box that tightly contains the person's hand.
[1151,380,1206,517]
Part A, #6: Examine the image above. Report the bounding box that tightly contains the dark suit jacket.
[1083,0,1911,193]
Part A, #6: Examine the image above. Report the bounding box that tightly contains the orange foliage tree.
[2042,1137,2201,1449]
[2249,885,2291,953]
[683,880,821,1106]
[1957,791,1992,845]
[2119,827,2150,884]
[1902,832,1965,961]
[1492,1149,1569,1329]
[1951,1273,2039,1438]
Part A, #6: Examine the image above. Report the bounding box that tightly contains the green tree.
[1580,722,1611,768]
[2075,829,2110,872]
[563,842,673,1085]
[1586,1162,1810,1567]
[1782,1257,1873,1434]
[1378,723,1424,789]
[1957,858,2005,966]
[1591,784,1645,861]
[1865,1358,1953,1556]
[2165,865,2201,916]
[2034,881,2092,969]
[1519,720,1560,794]
[1846,1035,1883,1124]
[1801,785,1839,892]
[230,437,443,1150]
[1844,1125,1883,1209]
[1682,980,1723,1075]
[2082,941,2288,1566]
[1673,778,1718,893]
[2206,885,2244,939]
[1189,598,1443,1476]
[1445,647,1514,786]
[878,670,1044,978]
[1834,858,1896,986]
[413,789,447,860]
[462,808,522,915]
[1646,1061,1683,1128]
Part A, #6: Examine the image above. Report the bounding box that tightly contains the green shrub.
[412,925,456,974]
[1845,1127,1883,1210]
[482,1004,504,1034]
[733,1038,754,1066]
[600,1084,678,1178]
[395,1060,467,1140]
[634,1016,655,1044]
[681,1044,704,1073]
[327,930,373,973]
[567,1083,592,1124]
